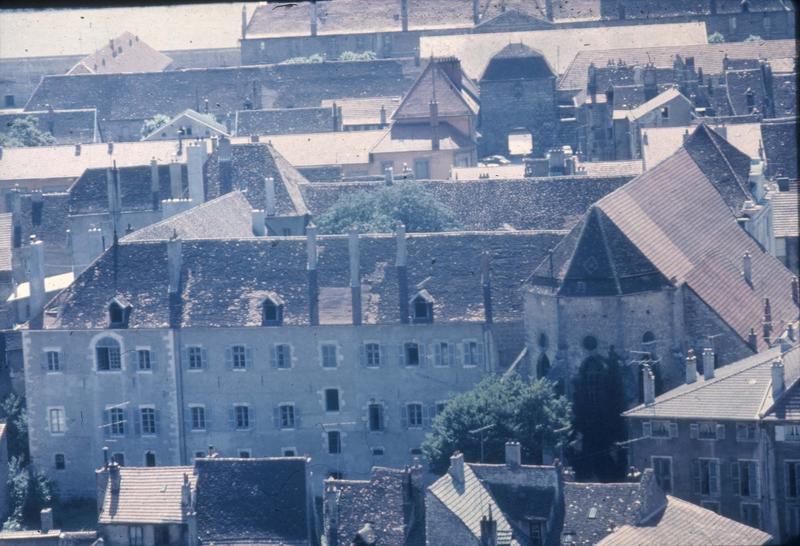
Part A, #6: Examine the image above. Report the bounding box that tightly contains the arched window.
[262,295,284,326]
[537,353,551,378]
[96,337,122,371]
[582,335,598,351]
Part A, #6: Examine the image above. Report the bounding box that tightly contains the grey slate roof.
[393,59,476,121]
[762,117,798,179]
[481,43,555,81]
[235,107,334,136]
[0,109,97,145]
[98,466,195,524]
[69,32,172,75]
[770,181,799,239]
[68,164,179,215]
[195,457,312,545]
[38,230,563,330]
[121,192,254,242]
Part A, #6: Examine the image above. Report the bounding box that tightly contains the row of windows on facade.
[641,419,800,442]
[44,337,486,372]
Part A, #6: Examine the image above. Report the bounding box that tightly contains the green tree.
[316,182,460,234]
[0,116,55,147]
[282,53,326,64]
[745,34,763,42]
[708,31,725,43]
[1,393,29,462]
[3,457,54,530]
[422,376,572,474]
[338,51,377,61]
[571,347,627,482]
[140,114,171,138]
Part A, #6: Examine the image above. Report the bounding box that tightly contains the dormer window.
[107,297,131,328]
[262,294,284,326]
[411,290,434,324]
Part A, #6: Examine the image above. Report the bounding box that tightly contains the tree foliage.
[338,51,377,61]
[1,393,29,462]
[3,457,54,531]
[745,34,763,42]
[708,31,726,43]
[422,375,572,474]
[282,53,326,64]
[315,182,460,234]
[140,114,171,138]
[0,116,55,147]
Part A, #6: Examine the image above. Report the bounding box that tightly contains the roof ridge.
[595,208,623,295]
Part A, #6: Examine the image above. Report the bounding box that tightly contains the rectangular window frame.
[136,348,152,372]
[652,456,673,494]
[324,388,340,413]
[279,403,295,430]
[48,406,66,435]
[321,343,338,369]
[44,348,61,373]
[404,342,421,367]
[407,402,424,429]
[736,422,758,442]
[368,403,385,432]
[365,342,381,368]
[189,405,206,431]
[327,430,342,454]
[234,404,251,430]
[463,340,480,368]
[129,526,144,546]
[274,343,292,370]
[785,460,800,498]
[231,345,248,370]
[740,502,762,529]
[139,405,157,436]
[109,407,126,437]
[187,346,205,371]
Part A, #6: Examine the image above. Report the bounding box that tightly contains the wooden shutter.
[642,421,652,437]
[204,407,212,431]
[448,343,456,367]
[181,348,189,369]
[690,423,699,439]
[149,350,156,372]
[294,406,301,429]
[398,344,406,367]
[228,406,236,429]
[184,407,193,433]
[477,343,485,367]
[690,459,701,494]
[716,423,726,440]
[731,460,741,496]
[379,344,387,368]
[102,409,110,438]
[669,422,678,438]
[270,345,278,368]
[201,348,208,370]
[401,404,408,428]
[419,344,427,367]
[225,347,233,370]
[433,343,442,366]
[359,344,367,367]
[249,405,256,429]
[245,348,253,369]
[709,460,719,495]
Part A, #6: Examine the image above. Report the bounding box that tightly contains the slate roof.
[235,107,334,136]
[98,466,195,524]
[597,496,773,546]
[627,88,690,121]
[68,32,172,75]
[38,231,563,330]
[0,214,11,274]
[772,72,797,117]
[474,9,554,33]
[321,96,401,127]
[266,131,383,167]
[121,192,254,242]
[17,192,70,248]
[481,43,555,81]
[559,39,798,91]
[763,378,800,422]
[770,181,799,239]
[68,163,180,215]
[393,60,476,121]
[0,108,97,145]
[762,117,798,179]
[301,176,632,231]
[195,457,312,545]
[530,125,798,351]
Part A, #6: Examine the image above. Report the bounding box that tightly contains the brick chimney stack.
[349,229,362,325]
[251,209,265,236]
[685,348,697,384]
[310,0,318,36]
[642,364,655,405]
[28,235,46,319]
[504,441,521,468]
[264,177,276,217]
[480,507,498,546]
[307,224,319,326]
[430,98,440,152]
[401,0,409,31]
[150,159,160,211]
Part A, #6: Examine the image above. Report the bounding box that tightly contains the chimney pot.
[307,224,319,325]
[401,0,409,31]
[307,224,318,270]
[642,364,655,404]
[702,347,715,380]
[504,441,521,467]
[40,508,53,534]
[685,348,697,384]
[449,451,464,484]
[380,105,387,126]
[74,143,81,156]
[748,328,759,351]
[771,358,785,399]
[384,166,394,185]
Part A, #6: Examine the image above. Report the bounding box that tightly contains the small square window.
[54,453,66,470]
[238,449,251,458]
[371,447,385,456]
[282,448,297,457]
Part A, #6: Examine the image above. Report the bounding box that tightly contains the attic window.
[108,298,131,328]
[661,106,669,119]
[411,292,433,324]
[262,296,284,326]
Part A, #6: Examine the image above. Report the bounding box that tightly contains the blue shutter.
[669,422,678,438]
[270,345,278,368]
[272,406,280,428]
[380,344,388,367]
[134,409,141,436]
[418,344,427,367]
[709,461,719,495]
[401,405,408,428]
[690,423,699,439]
[398,344,406,367]
[448,343,456,367]
[359,344,367,367]
[433,343,442,366]
[149,350,156,372]
[228,406,236,430]
[642,421,652,437]
[204,407,212,431]
[225,348,233,370]
[249,405,256,429]
[181,348,189,370]
[102,409,110,438]
[201,348,208,370]
[426,404,436,428]
[476,343,485,367]
[154,409,161,435]
[731,460,740,496]
[246,348,253,369]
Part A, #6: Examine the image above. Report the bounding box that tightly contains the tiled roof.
[301,176,632,231]
[762,117,798,179]
[532,125,798,351]
[321,96,401,127]
[641,123,762,171]
[559,39,798,91]
[38,231,563,330]
[770,181,799,238]
[142,109,229,140]
[235,107,334,136]
[68,32,172,75]
[266,131,383,167]
[0,213,12,273]
[725,68,768,116]
[624,345,799,420]
[121,192,254,242]
[393,61,476,121]
[772,72,797,117]
[715,0,793,13]
[98,466,195,524]
[371,123,473,154]
[614,0,711,18]
[763,379,800,421]
[17,192,70,248]
[627,88,688,121]
[421,22,709,79]
[0,108,97,145]
[195,457,312,544]
[597,496,773,546]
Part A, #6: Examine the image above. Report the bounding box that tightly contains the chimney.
[748,328,759,351]
[448,452,464,484]
[307,224,319,325]
[505,441,521,468]
[310,0,318,36]
[772,358,785,398]
[210,135,219,154]
[109,461,121,493]
[251,209,265,236]
[168,232,182,295]
[742,251,752,286]
[169,159,183,199]
[88,226,105,258]
[481,251,493,325]
[241,4,247,39]
[187,142,205,204]
[150,159,160,211]
[702,347,715,380]
[643,364,655,405]
[349,229,362,325]
[379,105,387,127]
[792,277,799,305]
[384,166,394,185]
[107,141,114,155]
[181,473,192,509]
[430,99,440,152]
[480,508,498,546]
[74,143,81,156]
[335,105,343,132]
[763,298,773,341]
[643,64,657,101]
[685,348,697,384]
[28,236,46,317]
[472,0,480,24]
[401,0,409,31]
[396,224,409,323]
[40,508,53,534]
[264,177,276,217]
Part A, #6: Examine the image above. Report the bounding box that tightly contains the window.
[660,106,669,119]
[582,336,598,351]
[463,341,481,367]
[187,346,205,370]
[368,403,384,432]
[282,448,296,457]
[410,447,423,456]
[321,344,338,368]
[733,460,759,497]
[650,420,675,438]
[325,389,340,412]
[262,297,283,326]
[741,503,761,529]
[234,405,251,430]
[786,424,800,441]
[96,338,122,371]
[365,343,381,368]
[145,451,156,467]
[435,401,447,417]
[238,450,251,458]
[413,158,430,180]
[54,454,65,470]
[692,458,720,496]
[112,452,125,466]
[279,404,295,429]
[407,403,423,428]
[190,406,206,431]
[45,351,61,372]
[230,345,248,370]
[273,344,292,369]
[129,527,144,546]
[737,422,758,442]
[110,408,125,436]
[404,342,420,366]
[729,15,737,32]
[652,457,672,493]
[140,407,156,435]
[372,447,385,456]
[693,421,722,440]
[48,408,65,434]
[328,431,341,454]
[530,521,544,546]
[785,461,800,498]
[412,295,432,323]
[3,95,14,107]
[434,342,453,367]
[109,302,125,325]
[194,451,206,460]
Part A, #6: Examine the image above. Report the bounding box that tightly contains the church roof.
[393,60,476,121]
[481,43,554,81]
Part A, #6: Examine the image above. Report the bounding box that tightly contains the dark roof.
[17,192,70,248]
[301,176,633,231]
[195,457,312,544]
[615,0,711,18]
[481,43,555,81]
[724,68,768,116]
[393,60,475,121]
[762,117,798,179]
[0,109,97,145]
[39,231,563,330]
[68,164,178,215]
[235,107,335,136]
[764,377,800,421]
[69,32,171,75]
